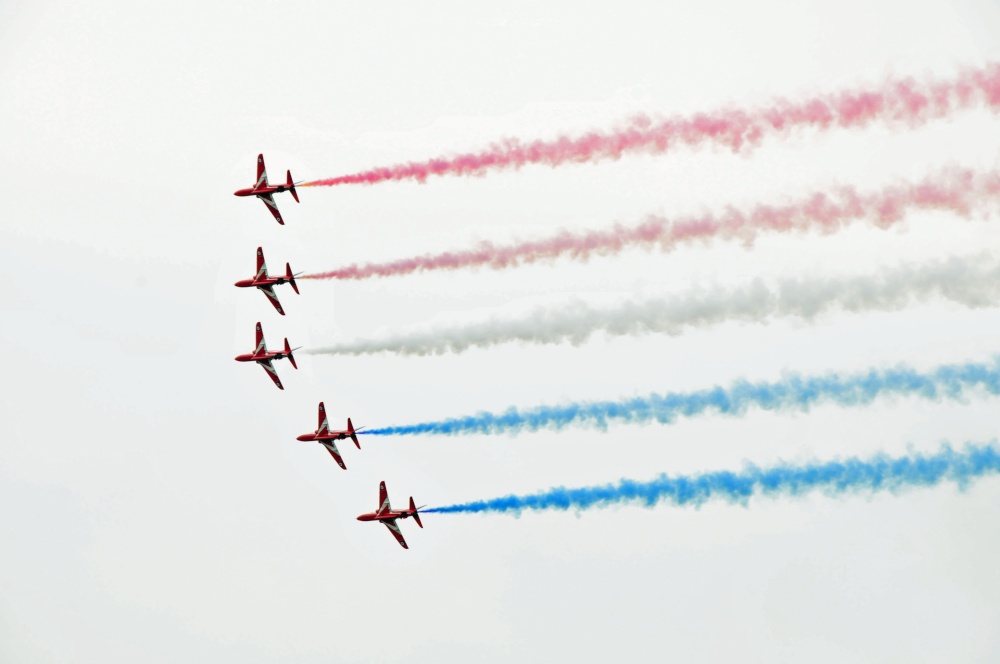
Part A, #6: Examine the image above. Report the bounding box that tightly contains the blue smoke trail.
[367,358,1000,436]
[424,442,1000,514]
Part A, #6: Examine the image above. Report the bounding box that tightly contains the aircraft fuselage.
[234,277,290,288]
[234,351,285,363]
[356,510,417,523]
[296,431,350,443]
[233,184,292,197]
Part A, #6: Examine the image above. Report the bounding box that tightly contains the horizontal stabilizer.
[348,418,360,449]
[410,497,423,528]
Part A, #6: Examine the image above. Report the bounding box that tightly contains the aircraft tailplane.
[287,170,299,203]
[348,418,360,449]
[287,263,300,294]
[409,497,423,528]
[284,338,298,369]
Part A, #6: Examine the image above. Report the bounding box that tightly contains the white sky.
[2,1,1000,661]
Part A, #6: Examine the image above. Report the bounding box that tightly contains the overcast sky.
[3,1,1000,661]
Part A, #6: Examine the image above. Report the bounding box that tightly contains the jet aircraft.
[233,154,300,224]
[234,247,301,315]
[296,402,362,470]
[234,322,299,389]
[357,481,423,549]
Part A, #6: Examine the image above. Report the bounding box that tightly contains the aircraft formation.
[231,65,1000,545]
[233,154,423,549]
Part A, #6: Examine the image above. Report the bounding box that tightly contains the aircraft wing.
[255,322,266,354]
[255,247,268,280]
[377,481,391,515]
[256,154,268,188]
[258,193,284,225]
[258,359,283,390]
[322,441,346,470]
[317,402,330,435]
[382,519,408,549]
[260,286,285,315]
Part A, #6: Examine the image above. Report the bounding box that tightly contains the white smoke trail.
[306,255,1000,357]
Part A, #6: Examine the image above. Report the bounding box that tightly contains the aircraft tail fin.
[409,497,423,528]
[348,418,360,449]
[286,263,300,294]
[284,338,298,369]
[287,170,299,203]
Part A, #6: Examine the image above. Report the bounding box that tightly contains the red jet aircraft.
[234,322,299,390]
[234,247,301,315]
[296,402,362,470]
[357,481,423,549]
[233,154,300,225]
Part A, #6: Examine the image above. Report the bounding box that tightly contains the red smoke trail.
[301,64,1000,188]
[301,168,1000,281]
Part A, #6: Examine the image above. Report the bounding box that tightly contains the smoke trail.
[424,442,1000,514]
[306,255,1000,357]
[302,168,1000,281]
[366,358,1000,436]
[301,64,1000,188]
